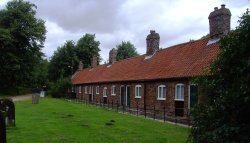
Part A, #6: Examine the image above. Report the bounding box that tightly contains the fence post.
[188,109,191,126]
[107,99,109,108]
[112,99,113,109]
[137,100,139,117]
[102,98,104,107]
[153,104,155,120]
[175,108,177,124]
[164,104,166,122]
[116,100,119,112]
[123,103,124,113]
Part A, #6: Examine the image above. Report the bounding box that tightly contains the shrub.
[49,77,72,98]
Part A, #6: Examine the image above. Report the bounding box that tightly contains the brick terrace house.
[71,5,231,118]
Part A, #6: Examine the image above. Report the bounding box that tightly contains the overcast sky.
[0,0,249,62]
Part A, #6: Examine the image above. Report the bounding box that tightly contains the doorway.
[120,86,125,105]
[189,84,198,115]
[126,86,130,107]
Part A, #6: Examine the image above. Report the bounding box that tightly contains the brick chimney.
[91,56,97,68]
[109,48,117,64]
[78,61,83,70]
[208,4,231,39]
[146,30,160,55]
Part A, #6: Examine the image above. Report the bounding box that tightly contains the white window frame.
[96,86,100,94]
[157,85,166,100]
[85,86,88,94]
[89,86,92,94]
[111,85,116,96]
[135,85,142,98]
[175,84,184,101]
[103,87,107,97]
[79,85,82,93]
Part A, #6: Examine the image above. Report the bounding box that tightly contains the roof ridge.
[163,37,209,50]
[77,37,210,73]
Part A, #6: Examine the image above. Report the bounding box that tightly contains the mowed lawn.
[7,98,189,143]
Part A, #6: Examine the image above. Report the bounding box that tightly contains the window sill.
[96,93,99,95]
[175,99,184,101]
[157,98,165,100]
[111,94,116,96]
[103,96,107,97]
[135,96,141,99]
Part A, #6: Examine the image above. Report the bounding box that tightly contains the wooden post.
[137,100,139,117]
[164,103,166,122]
[116,100,119,112]
[112,99,113,109]
[153,104,156,120]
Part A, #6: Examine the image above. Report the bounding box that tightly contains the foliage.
[189,10,250,143]
[8,98,188,142]
[32,59,49,87]
[116,41,139,61]
[48,34,101,83]
[48,40,77,81]
[49,77,71,98]
[75,33,101,68]
[200,33,210,39]
[0,0,46,92]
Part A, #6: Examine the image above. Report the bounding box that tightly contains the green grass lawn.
[7,98,189,143]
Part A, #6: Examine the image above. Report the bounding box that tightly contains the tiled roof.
[72,38,219,84]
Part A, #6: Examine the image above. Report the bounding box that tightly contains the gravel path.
[11,94,33,102]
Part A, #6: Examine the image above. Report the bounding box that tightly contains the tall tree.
[116,41,139,61]
[32,58,49,87]
[48,34,101,83]
[48,40,77,82]
[0,0,46,92]
[75,33,101,68]
[189,10,250,143]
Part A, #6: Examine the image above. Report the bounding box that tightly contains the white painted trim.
[157,85,166,99]
[85,86,88,94]
[157,98,166,100]
[135,85,142,98]
[111,85,116,96]
[79,85,82,93]
[175,83,184,101]
[96,86,100,94]
[103,87,107,97]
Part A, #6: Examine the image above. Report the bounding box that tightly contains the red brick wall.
[74,79,190,117]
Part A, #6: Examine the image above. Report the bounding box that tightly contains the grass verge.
[7,98,189,143]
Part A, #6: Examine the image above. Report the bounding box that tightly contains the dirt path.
[11,94,33,102]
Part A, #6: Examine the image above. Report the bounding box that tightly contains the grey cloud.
[30,0,124,33]
[1,0,247,62]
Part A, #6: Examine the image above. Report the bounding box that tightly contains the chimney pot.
[146,30,160,55]
[208,4,231,39]
[91,56,97,68]
[109,48,117,64]
[150,30,155,34]
[78,61,83,70]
